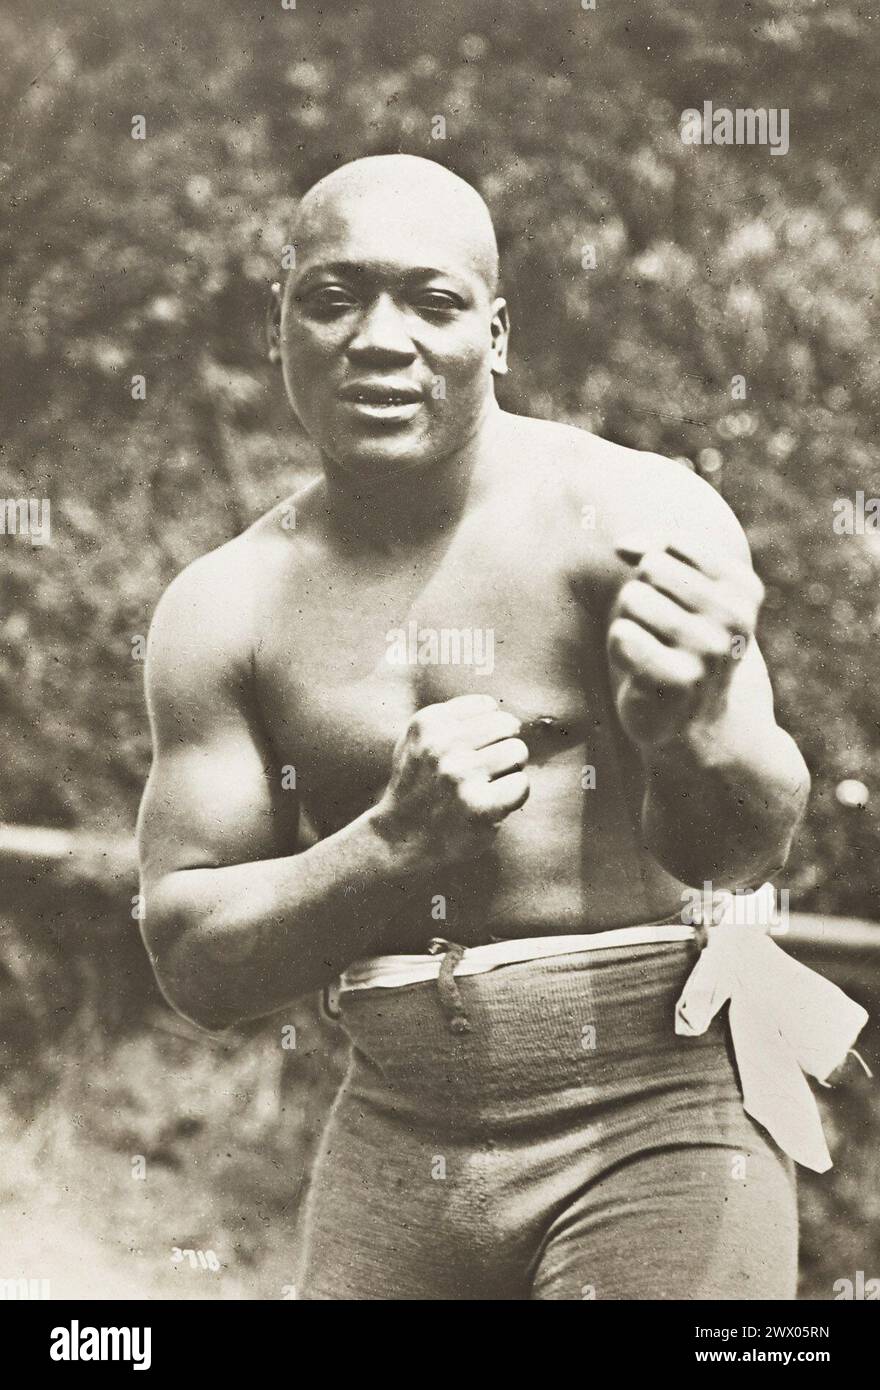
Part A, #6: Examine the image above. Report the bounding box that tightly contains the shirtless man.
[138,155,812,1300]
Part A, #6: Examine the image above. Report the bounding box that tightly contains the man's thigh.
[298,1098,502,1300]
[532,1142,798,1301]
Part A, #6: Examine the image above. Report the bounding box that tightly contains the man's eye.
[303,289,358,315]
[414,292,461,315]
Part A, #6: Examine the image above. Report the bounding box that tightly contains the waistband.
[338,922,695,992]
[336,906,869,1175]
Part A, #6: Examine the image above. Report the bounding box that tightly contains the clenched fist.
[372,694,530,866]
[608,538,765,749]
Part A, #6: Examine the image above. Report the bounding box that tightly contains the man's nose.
[347,294,416,362]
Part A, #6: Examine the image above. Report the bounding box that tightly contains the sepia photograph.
[2,0,879,1345]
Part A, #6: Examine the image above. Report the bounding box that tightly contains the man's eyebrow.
[294,261,464,286]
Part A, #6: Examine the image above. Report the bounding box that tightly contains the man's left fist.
[607,538,765,749]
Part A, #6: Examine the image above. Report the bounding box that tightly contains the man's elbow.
[147,947,237,1033]
[644,747,811,889]
[156,972,236,1034]
[756,752,811,880]
[142,911,241,1034]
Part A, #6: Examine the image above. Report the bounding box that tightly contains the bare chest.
[253,513,614,832]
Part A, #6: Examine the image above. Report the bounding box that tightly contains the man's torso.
[232,412,691,950]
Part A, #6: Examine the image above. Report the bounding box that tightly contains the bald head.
[291,155,500,296]
[276,154,510,479]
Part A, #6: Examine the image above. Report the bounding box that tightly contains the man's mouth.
[343,387,421,404]
[339,382,424,422]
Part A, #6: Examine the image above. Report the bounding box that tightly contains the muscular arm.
[601,457,810,888]
[137,551,415,1031]
[639,640,810,887]
[138,549,530,1031]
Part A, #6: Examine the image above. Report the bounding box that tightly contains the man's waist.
[339,919,693,993]
[333,896,870,1174]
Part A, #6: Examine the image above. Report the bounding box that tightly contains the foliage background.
[1,0,878,1298]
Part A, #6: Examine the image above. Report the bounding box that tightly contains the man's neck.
[323,401,500,552]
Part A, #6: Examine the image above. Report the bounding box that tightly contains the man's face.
[278,191,507,480]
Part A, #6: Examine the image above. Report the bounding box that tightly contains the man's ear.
[490,298,510,377]
[266,280,283,364]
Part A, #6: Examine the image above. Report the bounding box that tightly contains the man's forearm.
[145,806,419,1030]
[640,711,810,889]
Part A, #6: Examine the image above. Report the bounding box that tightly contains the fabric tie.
[675,912,869,1173]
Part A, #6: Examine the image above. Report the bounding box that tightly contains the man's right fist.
[371,694,530,866]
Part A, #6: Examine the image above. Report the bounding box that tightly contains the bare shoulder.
[595,441,751,563]
[503,412,751,564]
[150,478,322,656]
[145,483,316,712]
[145,536,257,716]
